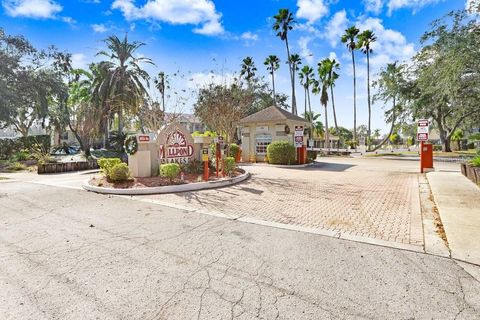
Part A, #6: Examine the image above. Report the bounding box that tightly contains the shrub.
[184,159,204,174]
[160,163,181,182]
[267,141,296,165]
[7,162,27,171]
[98,158,122,177]
[12,151,30,161]
[307,151,317,162]
[229,143,240,158]
[224,157,236,176]
[109,163,131,182]
[433,145,442,151]
[470,156,480,167]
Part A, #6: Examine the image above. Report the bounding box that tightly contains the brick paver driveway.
[137,157,456,248]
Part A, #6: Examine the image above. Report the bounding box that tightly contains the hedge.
[267,141,296,165]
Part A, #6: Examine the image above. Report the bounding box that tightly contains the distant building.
[0,121,47,139]
[164,113,206,133]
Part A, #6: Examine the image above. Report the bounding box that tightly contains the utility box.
[420,143,433,173]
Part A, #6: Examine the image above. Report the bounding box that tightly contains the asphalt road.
[1,180,480,319]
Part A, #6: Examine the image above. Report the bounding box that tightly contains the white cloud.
[240,31,258,41]
[324,10,348,47]
[111,0,224,36]
[187,72,236,89]
[91,23,108,33]
[298,36,314,64]
[328,51,338,61]
[296,0,329,24]
[386,0,443,15]
[363,0,383,14]
[2,0,62,18]
[62,16,76,25]
[71,53,88,70]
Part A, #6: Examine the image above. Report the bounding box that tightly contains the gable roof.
[240,105,310,124]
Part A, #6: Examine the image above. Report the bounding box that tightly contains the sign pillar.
[294,125,304,164]
[417,119,433,173]
[202,148,209,181]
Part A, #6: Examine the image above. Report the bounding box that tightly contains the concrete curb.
[82,170,250,195]
[239,162,315,169]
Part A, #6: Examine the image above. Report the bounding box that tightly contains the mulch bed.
[89,170,242,189]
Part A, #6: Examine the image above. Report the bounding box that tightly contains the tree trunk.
[352,50,357,150]
[366,50,371,150]
[304,87,307,116]
[307,87,312,115]
[324,103,329,152]
[437,120,452,152]
[272,72,276,106]
[285,37,296,115]
[330,85,339,136]
[118,108,123,135]
[370,98,396,152]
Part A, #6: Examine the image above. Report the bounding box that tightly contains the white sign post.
[417,119,429,141]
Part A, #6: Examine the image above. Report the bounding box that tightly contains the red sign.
[138,135,150,142]
[159,129,194,164]
[418,120,429,127]
[417,133,429,141]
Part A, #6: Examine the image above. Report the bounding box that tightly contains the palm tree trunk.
[272,72,276,106]
[367,50,372,151]
[352,50,357,150]
[324,104,329,152]
[307,87,312,114]
[304,87,307,116]
[285,37,296,115]
[118,108,123,135]
[330,85,339,135]
[370,97,396,152]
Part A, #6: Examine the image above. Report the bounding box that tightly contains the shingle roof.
[240,105,310,124]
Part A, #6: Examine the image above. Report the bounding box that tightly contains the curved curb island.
[82,170,250,195]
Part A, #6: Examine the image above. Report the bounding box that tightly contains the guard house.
[239,105,310,162]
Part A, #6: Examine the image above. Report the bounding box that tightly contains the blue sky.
[0,0,469,133]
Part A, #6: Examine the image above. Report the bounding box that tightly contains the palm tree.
[273,9,297,114]
[240,56,257,86]
[303,111,324,139]
[341,26,360,148]
[316,60,330,150]
[154,71,167,112]
[358,30,377,150]
[96,34,153,135]
[299,65,314,116]
[288,54,302,114]
[264,55,280,105]
[322,58,340,136]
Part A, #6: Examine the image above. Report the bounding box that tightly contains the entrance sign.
[158,124,195,164]
[417,119,429,141]
[295,136,303,148]
[294,126,304,137]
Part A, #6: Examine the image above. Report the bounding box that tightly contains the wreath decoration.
[124,135,138,155]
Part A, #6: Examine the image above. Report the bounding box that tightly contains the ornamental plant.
[470,156,480,167]
[98,158,122,177]
[109,163,131,182]
[267,141,296,165]
[228,143,240,158]
[224,157,236,176]
[160,163,181,182]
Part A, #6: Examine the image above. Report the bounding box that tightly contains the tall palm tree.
[264,55,280,105]
[341,26,360,147]
[288,54,302,114]
[299,65,314,116]
[273,9,297,114]
[316,61,330,150]
[240,56,257,86]
[358,30,377,150]
[96,34,153,135]
[154,71,167,112]
[322,58,340,136]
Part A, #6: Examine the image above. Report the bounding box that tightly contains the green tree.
[341,26,360,146]
[273,9,297,114]
[240,56,257,86]
[154,71,167,112]
[357,30,377,149]
[299,65,314,116]
[303,111,324,138]
[315,59,330,149]
[371,62,406,152]
[322,58,340,136]
[96,35,153,136]
[264,55,281,106]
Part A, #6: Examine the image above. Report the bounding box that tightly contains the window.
[255,134,272,155]
[60,132,68,140]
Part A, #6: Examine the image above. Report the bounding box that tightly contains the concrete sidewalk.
[427,171,480,265]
